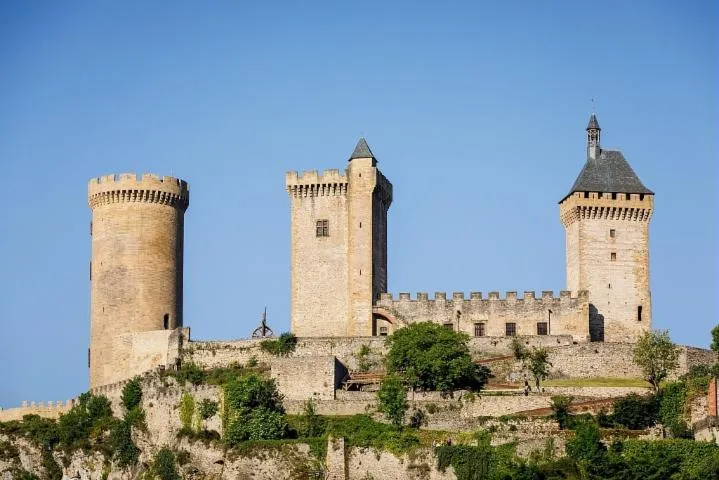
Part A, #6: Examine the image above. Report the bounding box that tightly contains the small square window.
[610,229,616,238]
[610,252,617,261]
[611,193,617,200]
[379,326,388,336]
[474,323,485,337]
[443,323,454,331]
[505,322,516,337]
[537,322,548,335]
[316,220,329,237]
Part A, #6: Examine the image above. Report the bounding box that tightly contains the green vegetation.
[223,373,288,444]
[633,329,680,392]
[377,375,407,427]
[198,399,219,425]
[385,322,490,392]
[295,399,326,438]
[152,447,181,480]
[543,377,649,388]
[550,395,573,430]
[121,376,142,411]
[179,393,196,431]
[712,325,719,352]
[356,343,380,372]
[510,338,528,361]
[600,393,659,430]
[527,347,552,390]
[260,332,298,356]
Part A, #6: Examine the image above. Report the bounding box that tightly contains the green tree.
[377,375,408,428]
[385,322,490,392]
[527,347,552,390]
[609,393,659,430]
[633,330,680,392]
[711,325,719,352]
[297,399,326,438]
[223,373,288,445]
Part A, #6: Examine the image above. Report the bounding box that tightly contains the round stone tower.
[88,173,189,388]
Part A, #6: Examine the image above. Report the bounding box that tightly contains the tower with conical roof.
[285,138,393,337]
[560,115,654,342]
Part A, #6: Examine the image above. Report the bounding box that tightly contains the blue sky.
[0,1,716,406]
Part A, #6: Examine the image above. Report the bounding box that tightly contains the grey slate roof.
[349,137,375,160]
[562,149,653,201]
[587,113,600,130]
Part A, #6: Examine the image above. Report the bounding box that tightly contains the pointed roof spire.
[587,113,600,130]
[349,137,375,161]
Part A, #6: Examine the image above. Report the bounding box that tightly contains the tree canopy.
[385,322,489,392]
[633,329,680,392]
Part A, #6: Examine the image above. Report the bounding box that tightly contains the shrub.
[58,393,113,449]
[659,382,692,438]
[550,396,572,430]
[121,377,142,411]
[226,408,288,443]
[260,332,298,356]
[377,375,407,428]
[109,419,139,468]
[324,415,419,455]
[385,322,490,392]
[610,394,659,430]
[179,393,196,431]
[224,373,284,413]
[566,422,605,463]
[297,399,326,438]
[152,447,181,480]
[408,409,427,429]
[174,363,205,386]
[510,338,528,361]
[199,399,219,421]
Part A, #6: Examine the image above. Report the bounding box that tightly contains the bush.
[58,393,113,449]
[566,422,605,463]
[377,375,407,428]
[174,363,205,386]
[152,447,181,480]
[179,393,196,431]
[610,393,659,430]
[260,332,297,356]
[121,377,142,411]
[550,396,572,430]
[226,408,288,443]
[297,399,326,438]
[408,409,427,429]
[510,338,528,361]
[659,382,692,438]
[325,415,419,455]
[385,322,490,392]
[199,399,219,421]
[109,418,139,468]
[224,374,284,413]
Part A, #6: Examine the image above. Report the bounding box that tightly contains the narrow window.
[598,192,603,198]
[637,306,643,322]
[163,314,170,330]
[505,322,516,337]
[90,221,93,236]
[379,326,388,336]
[474,323,485,337]
[443,323,454,331]
[89,261,92,280]
[608,283,611,289]
[626,193,631,200]
[611,193,617,200]
[639,194,644,201]
[359,222,362,228]
[610,229,616,238]
[537,322,548,335]
[88,348,91,368]
[583,192,589,198]
[316,220,329,237]
[610,252,617,261]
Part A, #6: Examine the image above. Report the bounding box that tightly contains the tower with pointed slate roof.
[560,115,654,342]
[285,138,393,337]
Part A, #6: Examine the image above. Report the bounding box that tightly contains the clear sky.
[0,1,716,407]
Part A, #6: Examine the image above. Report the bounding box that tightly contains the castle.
[85,114,654,388]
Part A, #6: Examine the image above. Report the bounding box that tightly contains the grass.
[543,377,650,388]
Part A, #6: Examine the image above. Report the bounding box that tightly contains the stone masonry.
[88,173,189,388]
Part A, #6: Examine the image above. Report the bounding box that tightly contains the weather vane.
[251,307,274,338]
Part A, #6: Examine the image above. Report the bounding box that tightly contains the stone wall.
[271,356,347,401]
[560,191,653,342]
[0,400,76,423]
[375,291,589,341]
[88,173,189,389]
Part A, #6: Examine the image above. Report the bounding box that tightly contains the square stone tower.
[560,115,654,342]
[286,138,393,337]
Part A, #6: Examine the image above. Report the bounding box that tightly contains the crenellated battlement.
[0,398,79,422]
[88,173,190,209]
[559,191,653,227]
[377,290,587,304]
[285,169,349,198]
[375,290,590,341]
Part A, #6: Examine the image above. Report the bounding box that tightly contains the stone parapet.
[88,173,189,210]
